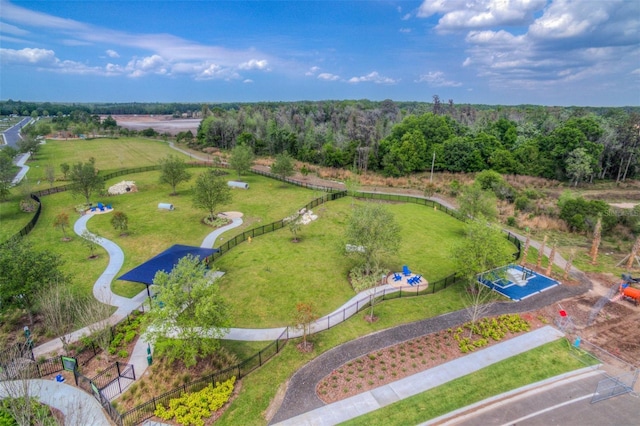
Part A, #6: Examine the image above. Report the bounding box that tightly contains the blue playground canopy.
[117,244,218,286]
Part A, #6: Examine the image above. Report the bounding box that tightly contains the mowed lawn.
[24,168,317,299]
[214,197,481,328]
[21,137,189,190]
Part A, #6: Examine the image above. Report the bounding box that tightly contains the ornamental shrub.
[154,377,236,426]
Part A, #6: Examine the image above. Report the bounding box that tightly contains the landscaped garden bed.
[316,311,549,404]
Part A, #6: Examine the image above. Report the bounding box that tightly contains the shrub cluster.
[454,314,530,353]
[154,377,236,426]
[108,311,144,357]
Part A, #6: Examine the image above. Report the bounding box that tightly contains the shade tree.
[159,155,191,195]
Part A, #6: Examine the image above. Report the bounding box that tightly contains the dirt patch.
[110,115,201,136]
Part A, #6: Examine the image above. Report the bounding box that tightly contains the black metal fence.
[208,190,347,262]
[118,329,288,426]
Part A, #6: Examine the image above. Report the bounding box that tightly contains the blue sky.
[1,0,638,106]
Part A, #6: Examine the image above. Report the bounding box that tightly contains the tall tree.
[0,239,68,326]
[145,255,230,367]
[229,144,255,177]
[458,184,498,221]
[270,151,295,180]
[68,157,104,204]
[565,147,593,186]
[345,203,401,275]
[159,155,191,195]
[191,169,232,222]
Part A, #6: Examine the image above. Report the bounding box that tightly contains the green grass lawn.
[26,137,188,187]
[214,197,475,327]
[343,339,598,426]
[217,284,471,425]
[0,192,34,241]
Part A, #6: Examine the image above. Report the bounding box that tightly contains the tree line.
[2,99,639,183]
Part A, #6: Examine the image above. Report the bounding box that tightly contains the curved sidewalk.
[0,379,111,425]
[273,326,565,425]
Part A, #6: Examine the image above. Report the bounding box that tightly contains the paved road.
[1,117,32,148]
[429,369,639,426]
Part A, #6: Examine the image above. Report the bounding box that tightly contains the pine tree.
[537,235,547,269]
[590,217,602,265]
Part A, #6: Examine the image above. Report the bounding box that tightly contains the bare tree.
[37,281,85,354]
[590,216,602,265]
[0,344,43,425]
[291,302,319,352]
[464,282,498,339]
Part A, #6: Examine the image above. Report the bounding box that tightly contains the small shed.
[228,181,249,189]
[158,203,174,210]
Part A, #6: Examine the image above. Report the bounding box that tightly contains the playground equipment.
[619,274,640,305]
[158,203,174,210]
[228,181,249,189]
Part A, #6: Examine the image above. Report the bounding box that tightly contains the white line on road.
[498,393,593,426]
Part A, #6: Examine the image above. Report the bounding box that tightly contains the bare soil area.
[110,114,201,136]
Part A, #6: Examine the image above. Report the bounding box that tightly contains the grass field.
[17,137,189,193]
[214,197,476,327]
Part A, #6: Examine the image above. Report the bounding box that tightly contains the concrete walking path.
[0,379,111,425]
[274,326,565,426]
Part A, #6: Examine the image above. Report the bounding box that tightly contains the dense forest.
[2,98,639,182]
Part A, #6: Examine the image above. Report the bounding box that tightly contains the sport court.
[477,264,559,301]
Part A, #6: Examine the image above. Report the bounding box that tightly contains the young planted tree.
[53,212,71,241]
[159,154,191,195]
[192,169,232,223]
[537,235,548,269]
[350,261,388,322]
[292,302,319,352]
[520,234,531,266]
[60,162,70,180]
[564,249,576,280]
[229,144,255,177]
[590,216,602,265]
[44,163,56,187]
[68,157,104,204]
[145,255,230,367]
[453,217,513,334]
[546,242,557,276]
[287,213,302,242]
[110,211,129,236]
[271,151,295,181]
[81,229,100,259]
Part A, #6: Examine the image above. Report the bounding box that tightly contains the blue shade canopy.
[117,244,218,286]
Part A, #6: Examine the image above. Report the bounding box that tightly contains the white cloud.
[126,54,168,77]
[418,0,640,91]
[317,72,339,81]
[305,66,320,76]
[0,21,29,36]
[1,0,276,81]
[0,47,56,64]
[243,79,253,83]
[239,59,269,70]
[106,49,119,58]
[399,28,411,33]
[416,71,462,87]
[348,71,398,84]
[418,0,546,31]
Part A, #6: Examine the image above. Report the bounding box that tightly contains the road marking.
[499,393,593,426]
